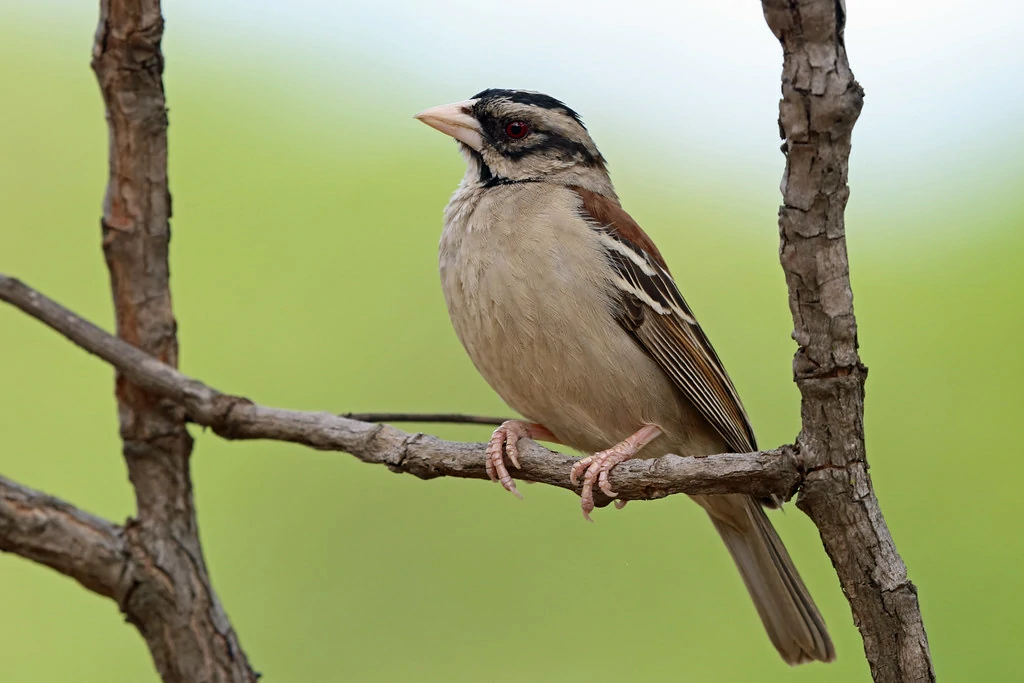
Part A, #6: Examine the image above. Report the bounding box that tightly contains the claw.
[582,498,595,523]
[569,455,590,487]
[485,420,557,500]
[598,466,617,498]
[570,424,662,521]
[505,437,521,470]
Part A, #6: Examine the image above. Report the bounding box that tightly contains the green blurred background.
[2,2,1022,681]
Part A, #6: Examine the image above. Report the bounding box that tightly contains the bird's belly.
[440,203,702,455]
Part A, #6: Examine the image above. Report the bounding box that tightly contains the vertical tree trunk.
[91,2,256,680]
[760,2,935,681]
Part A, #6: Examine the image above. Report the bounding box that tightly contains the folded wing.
[572,186,757,455]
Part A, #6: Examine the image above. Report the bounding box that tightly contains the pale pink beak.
[414,100,483,152]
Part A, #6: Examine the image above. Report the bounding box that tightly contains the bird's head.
[415,89,614,197]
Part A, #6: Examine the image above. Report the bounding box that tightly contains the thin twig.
[341,413,509,426]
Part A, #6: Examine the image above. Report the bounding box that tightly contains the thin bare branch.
[0,273,802,505]
[0,475,126,598]
[342,413,509,426]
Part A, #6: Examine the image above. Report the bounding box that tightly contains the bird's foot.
[570,424,662,521]
[486,420,557,499]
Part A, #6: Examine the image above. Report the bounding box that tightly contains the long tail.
[692,493,835,665]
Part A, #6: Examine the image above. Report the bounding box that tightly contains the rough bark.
[90,1,255,681]
[760,2,935,681]
[0,475,126,598]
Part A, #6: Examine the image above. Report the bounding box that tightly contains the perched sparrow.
[415,89,834,665]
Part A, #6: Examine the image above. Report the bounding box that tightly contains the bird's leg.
[570,424,662,521]
[486,420,559,499]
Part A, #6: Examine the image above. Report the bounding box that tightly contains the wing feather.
[572,186,757,454]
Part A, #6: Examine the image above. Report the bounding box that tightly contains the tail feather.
[693,493,835,665]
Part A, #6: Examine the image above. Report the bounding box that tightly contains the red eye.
[505,121,530,139]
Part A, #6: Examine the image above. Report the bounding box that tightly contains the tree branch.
[342,412,509,426]
[91,2,255,681]
[0,273,802,505]
[0,475,126,599]
[761,2,935,681]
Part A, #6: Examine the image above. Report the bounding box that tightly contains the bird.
[415,88,835,665]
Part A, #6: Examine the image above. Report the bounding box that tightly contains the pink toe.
[505,440,521,470]
[580,496,595,522]
[598,469,618,498]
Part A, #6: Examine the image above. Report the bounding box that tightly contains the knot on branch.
[206,395,256,439]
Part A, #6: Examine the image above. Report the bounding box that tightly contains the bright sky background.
[13,0,1024,222]
[175,1,1024,159]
